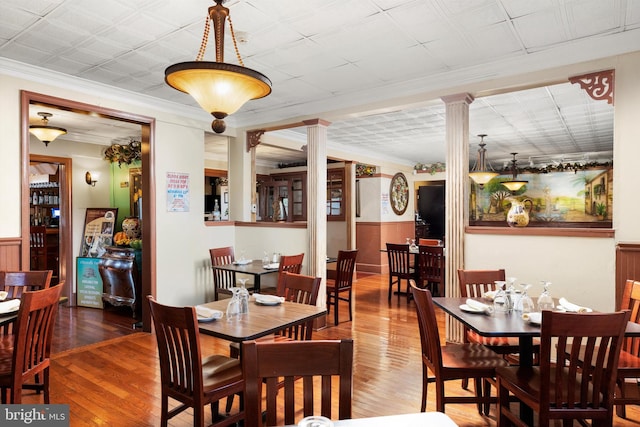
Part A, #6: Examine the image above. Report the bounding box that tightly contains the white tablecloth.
[288,412,458,427]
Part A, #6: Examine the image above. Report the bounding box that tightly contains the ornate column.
[441,93,474,343]
[304,119,330,307]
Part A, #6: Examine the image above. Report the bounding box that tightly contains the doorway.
[21,91,156,332]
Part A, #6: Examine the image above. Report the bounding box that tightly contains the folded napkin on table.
[253,294,285,304]
[0,299,20,314]
[522,312,542,323]
[483,290,497,301]
[558,297,591,313]
[465,299,493,314]
[195,305,223,319]
[263,263,279,269]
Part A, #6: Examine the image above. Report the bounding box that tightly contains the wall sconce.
[85,171,98,187]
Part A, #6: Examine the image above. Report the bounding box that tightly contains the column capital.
[441,93,474,105]
[303,118,331,127]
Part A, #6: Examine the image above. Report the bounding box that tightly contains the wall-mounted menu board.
[79,208,118,258]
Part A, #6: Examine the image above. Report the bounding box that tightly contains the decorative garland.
[104,139,141,167]
[413,162,446,175]
[356,164,376,177]
[500,160,613,175]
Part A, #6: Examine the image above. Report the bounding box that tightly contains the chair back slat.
[209,246,236,300]
[386,243,410,275]
[410,280,443,374]
[333,250,358,290]
[242,339,353,426]
[8,283,63,403]
[276,272,321,341]
[457,269,505,299]
[540,310,629,413]
[417,245,444,295]
[148,297,202,398]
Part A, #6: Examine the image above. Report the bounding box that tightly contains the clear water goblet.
[226,288,241,321]
[238,278,249,314]
[517,284,535,313]
[537,281,554,311]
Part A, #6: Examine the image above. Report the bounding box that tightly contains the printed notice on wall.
[167,172,190,212]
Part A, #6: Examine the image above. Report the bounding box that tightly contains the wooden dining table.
[197,298,326,346]
[211,260,280,294]
[433,296,640,426]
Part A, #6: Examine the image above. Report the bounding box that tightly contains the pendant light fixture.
[469,134,498,187]
[165,0,272,134]
[502,153,528,193]
[29,112,67,146]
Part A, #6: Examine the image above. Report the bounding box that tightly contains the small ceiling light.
[469,134,498,187]
[165,0,272,134]
[85,171,98,187]
[502,153,528,193]
[29,112,67,146]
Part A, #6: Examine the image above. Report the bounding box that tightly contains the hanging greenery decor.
[104,139,141,167]
[413,162,446,174]
[356,163,376,177]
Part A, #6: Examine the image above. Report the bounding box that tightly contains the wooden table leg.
[519,336,534,426]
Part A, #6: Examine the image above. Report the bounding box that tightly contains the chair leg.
[421,365,428,412]
[348,289,353,321]
[334,292,339,325]
[474,378,483,414]
[462,378,469,390]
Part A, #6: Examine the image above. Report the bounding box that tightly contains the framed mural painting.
[469,166,612,228]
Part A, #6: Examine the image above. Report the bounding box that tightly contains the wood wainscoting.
[616,243,640,309]
[0,237,22,270]
[356,221,415,274]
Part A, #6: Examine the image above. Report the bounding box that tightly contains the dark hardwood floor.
[27,274,640,426]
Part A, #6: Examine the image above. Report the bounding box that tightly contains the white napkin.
[0,299,20,314]
[483,290,497,301]
[522,312,542,324]
[558,297,591,313]
[465,299,492,314]
[233,259,252,265]
[264,263,279,269]
[195,305,223,319]
[253,294,285,304]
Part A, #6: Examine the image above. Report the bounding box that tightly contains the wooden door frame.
[29,154,71,292]
[21,91,156,332]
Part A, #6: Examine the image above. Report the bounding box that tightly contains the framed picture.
[390,173,409,215]
[79,208,118,257]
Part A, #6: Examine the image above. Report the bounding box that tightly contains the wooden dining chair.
[457,269,539,389]
[610,279,640,418]
[210,246,238,301]
[418,238,441,246]
[326,249,358,325]
[226,271,323,414]
[410,281,507,415]
[0,283,63,403]
[386,243,414,301]
[231,271,321,358]
[0,270,52,299]
[416,245,444,297]
[147,296,244,427]
[276,253,304,291]
[0,270,53,336]
[497,309,630,427]
[242,339,353,427]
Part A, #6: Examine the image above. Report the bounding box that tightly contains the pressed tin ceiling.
[6,0,639,167]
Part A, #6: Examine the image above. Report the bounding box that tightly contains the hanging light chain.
[196,17,211,62]
[227,15,244,66]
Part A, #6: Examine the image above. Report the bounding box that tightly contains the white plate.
[263,263,279,270]
[255,295,283,306]
[459,304,485,314]
[233,259,252,265]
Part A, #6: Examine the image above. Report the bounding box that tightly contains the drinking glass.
[226,288,241,321]
[493,281,510,313]
[262,251,270,268]
[516,284,535,313]
[405,237,411,245]
[537,281,554,311]
[238,278,249,314]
